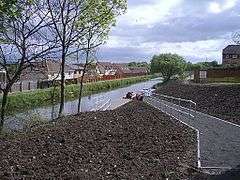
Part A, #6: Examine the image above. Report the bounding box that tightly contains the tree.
[46,0,126,116]
[186,60,221,71]
[76,0,127,113]
[0,0,58,130]
[150,53,186,82]
[0,0,18,18]
[46,0,87,117]
[185,62,202,71]
[128,61,150,69]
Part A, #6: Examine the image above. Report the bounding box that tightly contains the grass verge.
[206,77,240,83]
[1,75,156,115]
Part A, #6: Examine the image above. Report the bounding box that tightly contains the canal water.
[4,78,161,131]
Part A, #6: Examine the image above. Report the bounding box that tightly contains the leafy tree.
[128,61,150,69]
[150,53,186,82]
[0,0,18,17]
[186,60,221,71]
[197,61,219,68]
[46,0,126,117]
[128,62,137,67]
[185,62,202,71]
[0,0,58,130]
[76,0,127,114]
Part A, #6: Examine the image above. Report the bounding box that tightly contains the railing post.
[20,81,22,92]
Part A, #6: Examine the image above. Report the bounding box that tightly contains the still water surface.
[4,78,160,131]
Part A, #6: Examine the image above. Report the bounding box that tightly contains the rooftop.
[223,45,240,54]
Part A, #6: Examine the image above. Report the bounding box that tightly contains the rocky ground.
[155,81,240,125]
[0,101,199,179]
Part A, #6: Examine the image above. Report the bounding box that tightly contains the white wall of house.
[104,69,117,76]
[96,66,117,76]
[48,71,75,81]
[73,70,83,79]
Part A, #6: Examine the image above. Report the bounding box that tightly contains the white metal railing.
[152,93,197,110]
[97,99,111,111]
[91,95,111,111]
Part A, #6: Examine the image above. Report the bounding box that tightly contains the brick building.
[96,62,149,77]
[222,45,240,65]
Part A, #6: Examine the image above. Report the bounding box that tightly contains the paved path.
[144,96,240,169]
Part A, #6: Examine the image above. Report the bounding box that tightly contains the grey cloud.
[112,11,240,44]
[99,0,240,62]
[98,47,150,62]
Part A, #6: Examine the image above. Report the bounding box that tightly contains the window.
[199,71,207,79]
[233,55,238,59]
[226,55,229,59]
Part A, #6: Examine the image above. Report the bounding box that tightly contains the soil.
[0,101,198,179]
[155,81,240,125]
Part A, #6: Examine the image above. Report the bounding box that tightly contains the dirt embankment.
[156,81,240,125]
[0,102,197,179]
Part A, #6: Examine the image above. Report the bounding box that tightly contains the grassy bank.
[1,75,156,115]
[207,77,240,84]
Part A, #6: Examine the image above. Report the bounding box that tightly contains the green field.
[1,75,156,115]
[207,77,240,84]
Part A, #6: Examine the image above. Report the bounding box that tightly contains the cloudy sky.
[98,0,240,63]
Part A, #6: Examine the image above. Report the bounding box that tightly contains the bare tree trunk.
[77,39,90,114]
[0,89,9,131]
[77,68,86,114]
[59,49,66,117]
[77,57,89,113]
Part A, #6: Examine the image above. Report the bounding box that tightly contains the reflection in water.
[4,78,160,131]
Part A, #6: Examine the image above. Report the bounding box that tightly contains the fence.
[0,74,139,94]
[194,67,240,83]
[152,93,197,110]
[81,75,123,83]
[0,81,39,93]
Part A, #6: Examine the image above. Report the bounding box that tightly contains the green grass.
[207,77,240,83]
[1,75,156,115]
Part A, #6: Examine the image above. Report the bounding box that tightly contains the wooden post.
[20,82,22,92]
[28,82,31,90]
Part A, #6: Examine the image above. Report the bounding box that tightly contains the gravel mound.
[0,102,197,179]
[156,82,240,125]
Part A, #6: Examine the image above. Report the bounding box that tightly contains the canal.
[4,78,161,131]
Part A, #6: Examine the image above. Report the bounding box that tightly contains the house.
[96,62,133,77]
[128,67,149,76]
[67,64,84,79]
[222,45,240,65]
[20,59,80,82]
[96,61,149,77]
[46,60,76,81]
[96,62,118,76]
[115,64,133,77]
